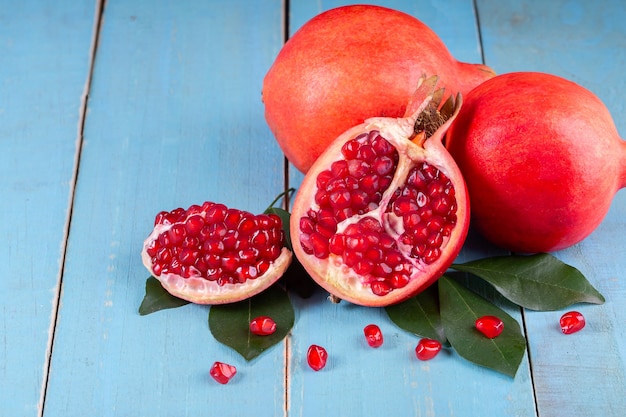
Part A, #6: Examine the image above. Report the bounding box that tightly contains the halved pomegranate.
[290,77,469,307]
[141,201,292,304]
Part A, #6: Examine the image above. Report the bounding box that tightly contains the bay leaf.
[208,285,295,361]
[439,275,526,378]
[451,253,605,311]
[138,276,190,315]
[385,284,446,343]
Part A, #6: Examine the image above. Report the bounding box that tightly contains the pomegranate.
[141,201,292,304]
[446,72,626,253]
[290,76,469,307]
[262,4,495,173]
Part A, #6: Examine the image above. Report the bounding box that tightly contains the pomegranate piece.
[141,201,292,304]
[263,4,494,174]
[307,344,328,371]
[415,338,442,361]
[290,76,470,307]
[249,316,277,336]
[446,71,626,253]
[209,361,237,384]
[475,315,504,339]
[560,311,586,334]
[363,324,384,348]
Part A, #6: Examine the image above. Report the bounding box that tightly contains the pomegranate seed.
[249,316,277,336]
[209,361,237,384]
[363,324,384,348]
[307,344,328,371]
[415,338,442,361]
[475,315,504,338]
[560,311,586,334]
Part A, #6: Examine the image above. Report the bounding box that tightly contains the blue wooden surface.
[1,1,624,416]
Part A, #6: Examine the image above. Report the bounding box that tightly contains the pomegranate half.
[446,72,626,253]
[290,76,470,307]
[262,4,495,174]
[141,201,292,304]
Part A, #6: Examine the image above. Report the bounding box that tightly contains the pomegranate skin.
[262,5,495,174]
[446,72,626,253]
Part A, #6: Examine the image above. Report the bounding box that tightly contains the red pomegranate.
[262,4,495,174]
[446,72,626,253]
[141,201,292,304]
[290,76,469,307]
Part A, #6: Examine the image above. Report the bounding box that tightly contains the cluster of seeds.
[328,217,413,296]
[387,162,457,264]
[145,202,285,286]
[299,130,399,259]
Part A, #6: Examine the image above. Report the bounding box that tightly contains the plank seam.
[520,308,541,417]
[38,1,106,416]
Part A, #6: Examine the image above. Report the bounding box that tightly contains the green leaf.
[208,285,295,361]
[385,284,446,343]
[439,275,526,378]
[138,276,190,315]
[451,253,605,311]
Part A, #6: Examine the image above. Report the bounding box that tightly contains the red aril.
[560,311,586,334]
[475,315,504,339]
[290,76,470,307]
[363,324,384,348]
[249,316,277,336]
[446,72,626,253]
[209,361,237,384]
[262,4,495,173]
[415,338,442,361]
[141,201,292,304]
[307,344,328,371]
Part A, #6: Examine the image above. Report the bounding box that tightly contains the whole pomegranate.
[445,72,626,253]
[141,201,292,304]
[262,4,495,174]
[290,77,469,307]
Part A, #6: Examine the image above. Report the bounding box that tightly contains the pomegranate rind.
[141,224,292,305]
[291,77,469,307]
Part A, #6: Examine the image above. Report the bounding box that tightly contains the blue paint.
[2,0,626,416]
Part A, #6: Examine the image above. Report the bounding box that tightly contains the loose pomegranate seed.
[249,316,277,336]
[415,338,442,361]
[363,324,384,348]
[475,315,504,339]
[560,311,586,334]
[307,344,328,371]
[297,131,458,297]
[209,361,237,384]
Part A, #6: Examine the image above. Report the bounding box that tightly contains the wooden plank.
[477,1,626,416]
[285,1,537,416]
[0,1,96,416]
[43,0,287,416]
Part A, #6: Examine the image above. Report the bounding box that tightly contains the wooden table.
[2,1,625,416]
